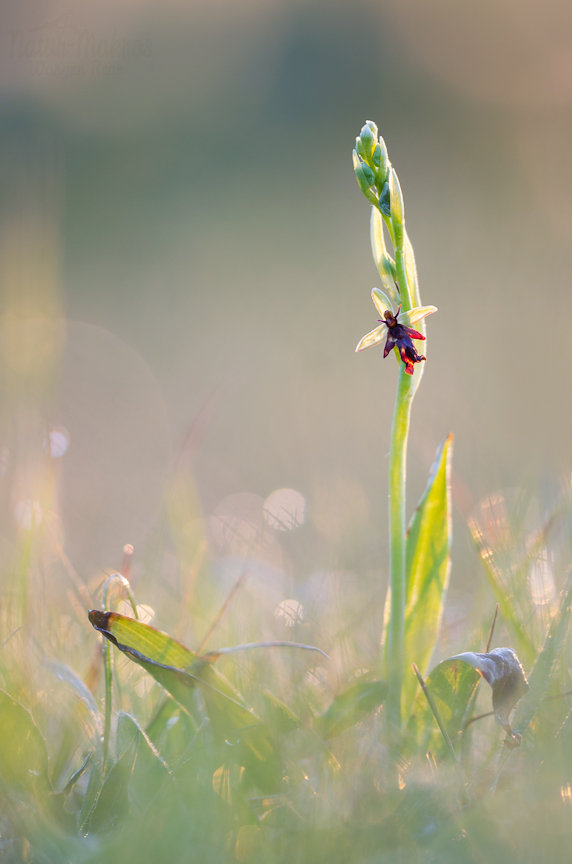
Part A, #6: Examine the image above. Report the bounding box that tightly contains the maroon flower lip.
[381,307,426,376]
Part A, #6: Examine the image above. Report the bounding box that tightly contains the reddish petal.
[398,339,426,374]
[403,327,425,341]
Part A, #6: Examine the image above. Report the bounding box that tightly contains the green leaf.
[89,737,137,834]
[88,611,283,793]
[0,689,51,801]
[88,610,254,728]
[45,660,103,794]
[405,658,481,759]
[116,713,170,812]
[403,433,453,720]
[146,698,197,768]
[262,689,301,735]
[313,680,388,739]
[512,572,572,737]
[78,745,104,831]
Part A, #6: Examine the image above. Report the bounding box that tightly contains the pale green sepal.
[389,168,404,239]
[403,231,420,307]
[402,433,453,721]
[370,207,398,303]
[355,324,386,353]
[398,305,438,327]
[371,287,394,318]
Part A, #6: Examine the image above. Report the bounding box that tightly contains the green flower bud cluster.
[352,121,390,212]
[353,122,408,258]
[353,121,415,313]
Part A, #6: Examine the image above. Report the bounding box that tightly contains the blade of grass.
[197,568,250,653]
[412,664,474,805]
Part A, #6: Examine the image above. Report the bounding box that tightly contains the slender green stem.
[102,638,112,769]
[386,364,413,733]
[100,572,138,771]
[382,197,415,736]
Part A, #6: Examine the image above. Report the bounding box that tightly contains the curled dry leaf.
[450,647,529,739]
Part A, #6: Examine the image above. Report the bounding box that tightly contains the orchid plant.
[352,122,562,782]
[353,122,443,737]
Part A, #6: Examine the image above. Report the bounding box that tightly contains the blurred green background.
[0,0,571,630]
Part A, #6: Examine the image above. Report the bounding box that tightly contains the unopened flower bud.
[358,122,377,163]
[353,151,379,205]
[371,143,382,169]
[379,180,391,217]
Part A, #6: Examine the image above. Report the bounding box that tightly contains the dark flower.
[356,289,437,375]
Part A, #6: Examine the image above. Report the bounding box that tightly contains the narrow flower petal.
[355,324,386,353]
[398,305,437,327]
[402,326,425,341]
[383,337,396,358]
[371,288,394,318]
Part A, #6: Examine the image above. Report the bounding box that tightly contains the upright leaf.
[0,690,51,802]
[89,738,137,834]
[116,713,170,812]
[403,434,453,719]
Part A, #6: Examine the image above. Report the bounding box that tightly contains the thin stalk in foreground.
[413,663,474,804]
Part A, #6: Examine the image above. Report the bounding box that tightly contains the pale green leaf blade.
[116,713,170,812]
[89,737,137,834]
[313,680,388,739]
[0,689,51,801]
[403,434,453,719]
